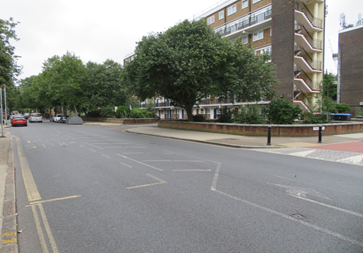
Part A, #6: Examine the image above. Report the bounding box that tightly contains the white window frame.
[253,30,264,41]
[219,11,224,20]
[253,0,261,3]
[207,15,215,25]
[242,36,248,44]
[242,0,248,9]
[227,5,237,16]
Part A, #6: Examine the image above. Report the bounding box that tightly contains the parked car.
[23,113,30,119]
[53,114,64,123]
[11,116,27,127]
[29,113,43,123]
[60,116,68,123]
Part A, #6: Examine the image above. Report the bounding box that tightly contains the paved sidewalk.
[0,124,17,253]
[126,125,363,148]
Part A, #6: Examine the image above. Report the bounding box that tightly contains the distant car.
[11,116,27,127]
[53,114,64,123]
[59,116,69,123]
[23,113,30,119]
[29,113,43,123]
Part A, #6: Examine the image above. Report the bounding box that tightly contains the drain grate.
[291,213,305,220]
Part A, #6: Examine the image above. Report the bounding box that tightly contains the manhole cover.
[291,213,305,219]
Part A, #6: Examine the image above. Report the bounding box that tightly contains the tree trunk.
[185,107,194,122]
[74,104,78,114]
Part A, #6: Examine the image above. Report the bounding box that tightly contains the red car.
[11,116,27,127]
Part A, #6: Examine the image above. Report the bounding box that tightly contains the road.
[12,121,363,252]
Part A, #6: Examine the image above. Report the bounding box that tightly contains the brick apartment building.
[338,22,363,116]
[125,0,326,119]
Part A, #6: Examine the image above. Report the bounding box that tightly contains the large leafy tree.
[81,59,128,113]
[124,19,277,121]
[0,18,21,87]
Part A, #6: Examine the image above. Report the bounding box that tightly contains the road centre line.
[102,155,110,159]
[79,145,84,147]
[84,142,103,149]
[89,149,96,152]
[117,154,163,171]
[120,162,132,168]
[127,174,167,189]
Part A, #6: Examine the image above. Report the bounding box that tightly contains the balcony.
[294,78,320,94]
[215,8,272,39]
[294,56,322,73]
[295,10,323,32]
[295,33,322,52]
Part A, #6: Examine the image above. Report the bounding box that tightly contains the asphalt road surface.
[12,121,363,253]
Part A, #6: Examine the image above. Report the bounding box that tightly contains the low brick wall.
[158,121,363,137]
[81,117,156,124]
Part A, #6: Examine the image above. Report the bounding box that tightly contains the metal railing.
[295,2,323,28]
[217,8,272,36]
[295,23,322,50]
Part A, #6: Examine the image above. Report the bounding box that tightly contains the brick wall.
[251,0,272,11]
[339,26,363,116]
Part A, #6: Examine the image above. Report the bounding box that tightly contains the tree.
[124,19,277,121]
[0,18,21,87]
[81,59,127,113]
[322,72,337,101]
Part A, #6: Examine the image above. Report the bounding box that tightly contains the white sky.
[1,0,362,81]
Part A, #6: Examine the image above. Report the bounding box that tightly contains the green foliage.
[81,59,128,112]
[100,105,115,118]
[217,107,234,123]
[322,72,337,101]
[86,110,101,117]
[301,111,326,124]
[267,99,302,124]
[193,114,206,122]
[145,111,156,118]
[0,18,21,87]
[355,107,363,117]
[129,108,146,118]
[334,103,351,113]
[115,106,131,118]
[124,19,277,121]
[234,105,264,124]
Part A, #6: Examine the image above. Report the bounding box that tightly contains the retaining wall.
[158,120,363,137]
[81,117,156,124]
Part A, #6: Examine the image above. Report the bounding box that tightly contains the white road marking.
[173,169,211,172]
[337,155,363,164]
[64,135,76,139]
[89,149,96,152]
[120,162,132,168]
[79,145,84,147]
[213,189,363,248]
[84,142,103,149]
[117,154,163,171]
[289,149,316,157]
[143,160,203,162]
[102,155,110,159]
[211,162,221,191]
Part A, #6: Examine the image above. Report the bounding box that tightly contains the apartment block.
[127,0,326,119]
[338,22,363,116]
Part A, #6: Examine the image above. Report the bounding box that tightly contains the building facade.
[125,0,326,119]
[338,22,363,116]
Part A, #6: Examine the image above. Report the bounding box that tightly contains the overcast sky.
[1,0,362,82]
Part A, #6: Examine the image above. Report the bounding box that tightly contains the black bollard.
[318,126,322,143]
[267,126,271,146]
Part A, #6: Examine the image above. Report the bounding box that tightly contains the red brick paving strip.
[305,142,363,153]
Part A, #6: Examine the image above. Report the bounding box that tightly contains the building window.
[207,15,215,25]
[253,30,264,41]
[242,36,248,44]
[219,11,224,20]
[253,0,261,3]
[242,0,248,9]
[228,5,236,16]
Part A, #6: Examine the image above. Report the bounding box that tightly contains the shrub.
[216,107,234,123]
[334,103,351,113]
[267,99,302,124]
[235,105,264,124]
[100,105,115,118]
[302,112,326,124]
[145,111,156,118]
[116,106,131,118]
[193,114,206,122]
[129,108,146,118]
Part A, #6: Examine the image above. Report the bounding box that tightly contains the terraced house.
[125,0,326,119]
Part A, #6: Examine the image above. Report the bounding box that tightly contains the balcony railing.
[295,23,322,50]
[216,8,272,36]
[295,2,323,28]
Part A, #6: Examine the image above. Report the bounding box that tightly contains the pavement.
[0,123,17,253]
[0,122,361,252]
